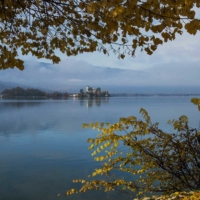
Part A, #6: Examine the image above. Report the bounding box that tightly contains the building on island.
[71,86,109,97]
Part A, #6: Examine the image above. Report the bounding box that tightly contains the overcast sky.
[0,31,200,92]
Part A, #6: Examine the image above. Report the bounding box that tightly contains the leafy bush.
[66,98,200,198]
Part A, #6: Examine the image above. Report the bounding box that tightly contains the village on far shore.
[70,86,110,97]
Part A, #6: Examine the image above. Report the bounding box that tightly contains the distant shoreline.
[110,93,200,97]
[1,93,200,100]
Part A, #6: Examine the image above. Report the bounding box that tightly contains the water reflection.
[85,97,109,108]
[1,101,42,108]
[71,97,109,108]
[0,99,110,137]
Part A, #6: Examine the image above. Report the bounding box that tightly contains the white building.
[86,86,89,93]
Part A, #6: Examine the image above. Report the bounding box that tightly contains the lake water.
[0,97,200,200]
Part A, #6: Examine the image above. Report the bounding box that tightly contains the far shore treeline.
[0,87,68,99]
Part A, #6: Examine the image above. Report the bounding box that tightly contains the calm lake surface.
[0,97,200,200]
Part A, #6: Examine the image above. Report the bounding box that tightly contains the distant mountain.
[0,82,7,92]
[0,81,17,92]
[0,60,148,93]
[0,59,200,94]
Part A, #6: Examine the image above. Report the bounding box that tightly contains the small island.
[70,86,110,97]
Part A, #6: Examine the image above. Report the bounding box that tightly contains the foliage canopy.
[1,0,200,70]
[66,98,200,198]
